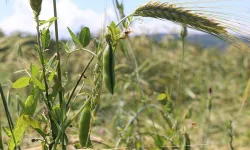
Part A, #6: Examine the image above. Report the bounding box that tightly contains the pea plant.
[0,0,248,149]
[0,0,132,149]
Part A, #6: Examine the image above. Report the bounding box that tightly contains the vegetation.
[0,0,249,149]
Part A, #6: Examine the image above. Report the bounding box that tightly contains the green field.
[0,0,250,150]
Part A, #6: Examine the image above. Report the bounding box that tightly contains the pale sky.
[0,0,249,38]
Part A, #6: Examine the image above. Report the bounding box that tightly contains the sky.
[0,0,249,39]
[0,0,187,38]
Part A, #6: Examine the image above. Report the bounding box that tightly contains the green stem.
[35,17,50,106]
[177,37,185,102]
[0,85,20,150]
[35,16,56,148]
[66,56,95,108]
[116,15,131,27]
[229,120,234,150]
[52,0,65,149]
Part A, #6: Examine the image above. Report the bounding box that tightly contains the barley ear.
[132,1,227,35]
[131,1,250,52]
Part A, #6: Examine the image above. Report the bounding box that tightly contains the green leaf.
[30,64,39,77]
[31,77,45,91]
[13,77,31,89]
[22,115,48,138]
[108,21,120,41]
[61,41,70,53]
[67,27,82,48]
[2,126,11,137]
[8,87,40,150]
[52,104,61,122]
[22,90,39,115]
[157,93,167,105]
[47,54,57,68]
[66,39,76,52]
[39,17,57,26]
[79,27,91,47]
[41,29,51,48]
[157,93,167,101]
[8,117,27,150]
[48,69,56,83]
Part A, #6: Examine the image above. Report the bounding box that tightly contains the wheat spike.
[132,1,250,52]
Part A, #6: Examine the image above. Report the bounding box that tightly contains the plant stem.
[177,37,185,102]
[52,0,65,149]
[116,15,131,27]
[35,17,50,108]
[53,0,63,108]
[66,56,95,108]
[0,85,19,150]
[229,120,234,150]
[202,92,212,150]
[35,16,56,149]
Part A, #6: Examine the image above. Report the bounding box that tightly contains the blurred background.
[0,0,250,149]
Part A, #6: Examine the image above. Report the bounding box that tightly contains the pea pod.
[79,103,92,148]
[103,40,115,94]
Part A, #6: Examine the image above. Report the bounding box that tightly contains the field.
[0,0,250,150]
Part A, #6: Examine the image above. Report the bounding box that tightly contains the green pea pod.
[79,103,92,148]
[103,41,115,94]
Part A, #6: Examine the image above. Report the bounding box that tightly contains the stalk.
[66,56,95,108]
[177,36,186,101]
[52,0,65,149]
[35,16,50,109]
[0,85,19,150]
[34,16,57,149]
[202,88,213,150]
[228,120,234,150]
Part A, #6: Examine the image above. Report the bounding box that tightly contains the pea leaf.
[108,21,120,41]
[30,64,39,77]
[39,17,57,27]
[79,27,91,47]
[41,29,51,48]
[31,77,45,91]
[8,87,40,150]
[61,41,70,53]
[66,39,76,52]
[67,27,82,48]
[22,115,48,138]
[157,93,167,105]
[2,127,11,137]
[13,77,31,89]
[48,69,56,83]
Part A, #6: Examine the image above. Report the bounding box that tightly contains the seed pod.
[79,103,92,148]
[30,0,43,17]
[103,38,115,94]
